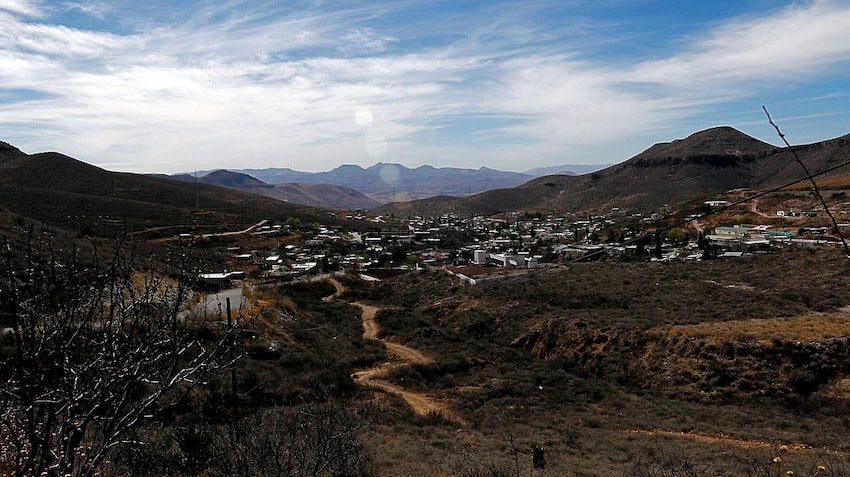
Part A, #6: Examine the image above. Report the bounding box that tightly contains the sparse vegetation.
[4,123,850,475]
[0,234,236,477]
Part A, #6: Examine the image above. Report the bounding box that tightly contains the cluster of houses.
[472,250,539,268]
[704,224,840,253]
[191,200,850,288]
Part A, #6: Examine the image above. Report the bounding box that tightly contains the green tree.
[666,227,686,245]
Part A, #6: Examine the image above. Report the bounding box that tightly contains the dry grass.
[824,378,850,400]
[786,174,850,191]
[448,264,531,278]
[663,310,850,344]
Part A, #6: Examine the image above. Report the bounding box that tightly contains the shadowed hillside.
[0,143,331,233]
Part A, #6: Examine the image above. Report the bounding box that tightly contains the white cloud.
[62,2,110,19]
[632,0,850,89]
[0,0,41,17]
[1,1,850,173]
[0,12,129,57]
[339,28,398,54]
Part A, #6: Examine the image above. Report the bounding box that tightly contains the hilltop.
[376,126,850,216]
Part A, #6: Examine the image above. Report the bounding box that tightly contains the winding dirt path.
[627,429,848,454]
[318,282,463,423]
[750,198,772,218]
[351,301,463,424]
[354,303,434,365]
[322,278,348,303]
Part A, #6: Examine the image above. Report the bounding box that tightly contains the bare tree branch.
[763,105,850,258]
[0,233,239,477]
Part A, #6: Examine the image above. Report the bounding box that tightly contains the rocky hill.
[375,126,850,216]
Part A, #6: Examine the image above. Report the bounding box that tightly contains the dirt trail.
[351,301,461,424]
[691,219,703,234]
[322,278,348,303]
[357,302,381,339]
[318,283,462,423]
[355,302,433,364]
[627,429,845,453]
[750,198,772,218]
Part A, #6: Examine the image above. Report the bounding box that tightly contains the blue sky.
[1,0,850,173]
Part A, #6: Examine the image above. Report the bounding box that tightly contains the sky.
[1,0,850,174]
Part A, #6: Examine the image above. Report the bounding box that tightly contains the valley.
[4,1,850,475]
[4,126,850,476]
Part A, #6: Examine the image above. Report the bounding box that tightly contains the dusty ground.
[319,282,463,423]
[351,301,464,424]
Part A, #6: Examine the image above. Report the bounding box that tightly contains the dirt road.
[750,199,771,218]
[317,283,462,423]
[626,429,838,453]
[200,220,268,238]
[351,301,460,423]
[322,278,348,303]
[354,303,433,365]
[691,219,703,234]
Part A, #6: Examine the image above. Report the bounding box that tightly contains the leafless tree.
[0,231,237,477]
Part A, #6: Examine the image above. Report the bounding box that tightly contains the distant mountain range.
[375,126,850,216]
[188,163,608,204]
[167,170,380,210]
[8,125,846,226]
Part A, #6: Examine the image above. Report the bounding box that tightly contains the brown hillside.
[376,127,850,216]
[0,146,330,231]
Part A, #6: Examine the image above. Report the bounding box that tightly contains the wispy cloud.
[61,1,110,19]
[338,28,398,55]
[0,0,41,17]
[632,0,850,89]
[0,0,849,173]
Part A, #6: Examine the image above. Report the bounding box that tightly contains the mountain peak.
[366,162,409,171]
[635,126,773,162]
[331,164,365,172]
[201,169,270,188]
[682,125,762,143]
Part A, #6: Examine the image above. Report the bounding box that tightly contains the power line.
[763,106,850,258]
